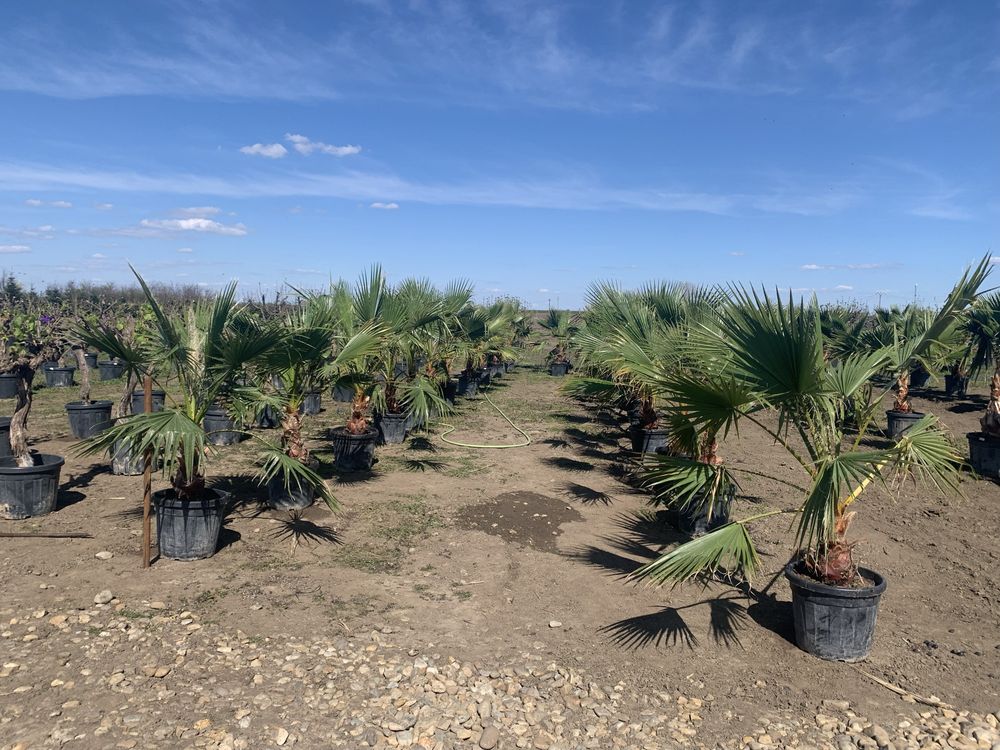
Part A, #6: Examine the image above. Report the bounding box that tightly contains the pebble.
[95,551,113,560]
[548,621,562,628]
[93,590,114,605]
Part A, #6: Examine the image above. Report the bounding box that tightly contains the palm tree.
[630,260,989,656]
[960,291,1000,436]
[538,308,578,369]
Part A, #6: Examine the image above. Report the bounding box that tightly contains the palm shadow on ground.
[561,481,613,505]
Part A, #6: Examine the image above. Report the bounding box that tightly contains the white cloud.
[369,201,399,210]
[729,251,746,256]
[24,198,72,208]
[834,284,854,291]
[285,133,361,157]
[138,218,247,236]
[801,262,899,271]
[177,247,194,253]
[176,206,221,217]
[0,244,30,253]
[95,202,114,210]
[240,143,288,159]
[537,287,549,293]
[90,252,107,258]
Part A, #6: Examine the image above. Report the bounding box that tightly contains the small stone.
[548,621,562,628]
[148,601,167,610]
[274,727,289,745]
[94,590,114,605]
[480,726,499,749]
[95,551,113,560]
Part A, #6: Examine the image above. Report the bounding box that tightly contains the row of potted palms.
[565,256,993,662]
[1,266,532,563]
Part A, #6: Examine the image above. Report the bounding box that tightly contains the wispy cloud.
[801,262,900,271]
[25,198,72,208]
[177,247,194,253]
[0,244,30,253]
[240,143,288,159]
[95,202,114,210]
[286,133,361,157]
[136,218,247,236]
[175,206,221,217]
[369,201,399,210]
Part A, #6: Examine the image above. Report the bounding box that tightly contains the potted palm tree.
[959,292,1000,477]
[539,309,577,376]
[631,260,988,662]
[79,270,279,560]
[0,302,66,519]
[64,343,113,439]
[255,293,380,509]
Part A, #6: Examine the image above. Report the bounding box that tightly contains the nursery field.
[2,354,1000,749]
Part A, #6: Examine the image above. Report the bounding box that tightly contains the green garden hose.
[438,386,531,449]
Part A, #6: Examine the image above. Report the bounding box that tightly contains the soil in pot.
[886,409,924,439]
[967,432,1000,479]
[329,427,378,471]
[784,561,886,662]
[375,412,408,444]
[299,392,322,416]
[266,474,316,511]
[154,488,229,561]
[65,401,114,439]
[203,406,246,446]
[0,417,10,459]
[0,374,18,399]
[549,362,570,377]
[630,425,670,454]
[44,367,75,388]
[945,374,969,398]
[97,361,126,381]
[0,453,65,520]
[456,373,478,398]
[130,389,166,414]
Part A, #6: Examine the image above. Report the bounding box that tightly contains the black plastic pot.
[332,383,354,403]
[785,561,886,662]
[255,405,280,429]
[444,379,458,404]
[909,368,930,388]
[967,432,1000,479]
[41,360,59,371]
[97,361,126,381]
[885,409,924,439]
[457,373,479,398]
[130,389,166,414]
[0,417,10,459]
[329,427,378,471]
[489,364,503,379]
[375,412,408,444]
[65,401,113,439]
[676,486,734,536]
[0,374,18,399]
[549,362,570,377]
[266,475,316,511]
[630,425,670,454]
[44,366,75,388]
[0,453,65,520]
[479,370,492,387]
[299,392,322,416]
[945,374,969,398]
[84,352,98,369]
[203,406,245,446]
[154,488,229,561]
[112,438,147,476]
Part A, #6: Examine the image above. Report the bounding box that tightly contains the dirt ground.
[2,359,999,745]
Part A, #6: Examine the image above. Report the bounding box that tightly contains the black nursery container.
[676,486,734,536]
[266,476,315,511]
[154,488,228,561]
[967,431,1000,479]
[785,561,886,662]
[203,406,245,446]
[84,352,98,369]
[329,427,378,471]
[299,392,322,416]
[44,366,75,388]
[630,425,670,454]
[456,373,479,398]
[131,389,166,414]
[0,417,10,459]
[945,374,969,398]
[98,361,126,381]
[444,379,458,404]
[65,401,113,439]
[332,383,354,403]
[112,438,147,477]
[909,368,930,388]
[549,362,570,377]
[0,454,65,520]
[885,409,924,439]
[0,374,18,399]
[375,412,408,444]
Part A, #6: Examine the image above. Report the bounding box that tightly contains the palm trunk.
[282,404,309,462]
[10,365,34,467]
[893,370,911,412]
[981,368,1000,438]
[70,346,91,404]
[115,372,139,420]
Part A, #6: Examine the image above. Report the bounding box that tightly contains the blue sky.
[0,0,996,309]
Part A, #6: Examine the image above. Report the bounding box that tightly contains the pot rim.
[45,366,76,372]
[152,486,230,505]
[968,430,1000,442]
[0,453,66,474]
[885,409,925,418]
[64,400,114,411]
[329,426,379,439]
[784,559,886,598]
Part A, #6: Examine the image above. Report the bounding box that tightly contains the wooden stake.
[142,374,153,569]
